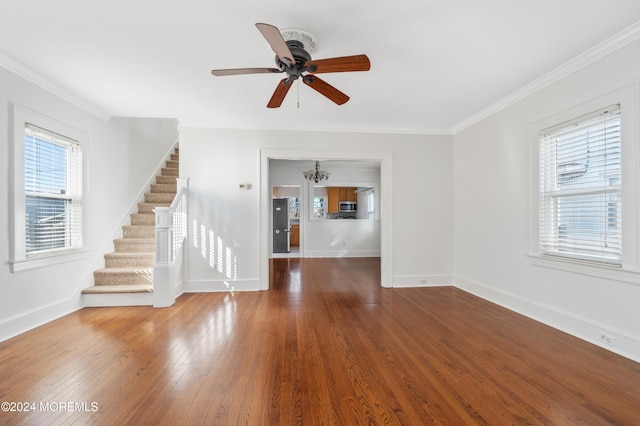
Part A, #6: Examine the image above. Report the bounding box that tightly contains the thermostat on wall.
[239,183,252,190]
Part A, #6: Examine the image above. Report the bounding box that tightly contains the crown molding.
[178,118,453,136]
[0,52,111,122]
[451,21,640,135]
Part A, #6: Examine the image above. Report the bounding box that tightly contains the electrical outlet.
[420,279,428,284]
[599,331,616,346]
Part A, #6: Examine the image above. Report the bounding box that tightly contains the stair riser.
[123,226,155,239]
[138,202,170,213]
[156,176,176,185]
[171,153,179,161]
[94,270,153,286]
[105,255,155,268]
[162,167,179,176]
[166,160,179,168]
[150,183,177,193]
[130,213,155,226]
[145,193,175,203]
[115,240,155,253]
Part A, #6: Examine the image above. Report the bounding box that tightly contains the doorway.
[260,148,392,290]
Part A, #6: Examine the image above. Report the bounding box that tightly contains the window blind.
[539,105,621,265]
[24,123,82,255]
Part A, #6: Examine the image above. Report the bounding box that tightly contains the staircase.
[82,147,179,306]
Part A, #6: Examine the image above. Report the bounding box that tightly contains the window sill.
[528,254,640,286]
[10,250,90,273]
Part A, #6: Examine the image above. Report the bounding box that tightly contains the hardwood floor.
[1,258,639,425]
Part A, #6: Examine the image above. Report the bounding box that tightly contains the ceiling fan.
[211,23,371,108]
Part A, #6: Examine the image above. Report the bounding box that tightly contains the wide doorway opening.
[260,148,391,290]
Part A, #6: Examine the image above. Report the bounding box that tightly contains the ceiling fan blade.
[255,23,295,66]
[303,75,349,105]
[211,67,282,76]
[267,78,294,108]
[304,55,370,74]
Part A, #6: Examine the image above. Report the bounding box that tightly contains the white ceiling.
[2,1,640,134]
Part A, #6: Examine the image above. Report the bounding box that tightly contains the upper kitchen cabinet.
[327,187,357,213]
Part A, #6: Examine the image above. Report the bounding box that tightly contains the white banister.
[153,177,189,307]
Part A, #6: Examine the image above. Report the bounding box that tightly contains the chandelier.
[303,161,330,183]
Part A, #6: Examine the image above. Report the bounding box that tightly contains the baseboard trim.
[393,274,454,287]
[454,276,640,363]
[302,250,381,258]
[184,278,260,293]
[0,298,81,343]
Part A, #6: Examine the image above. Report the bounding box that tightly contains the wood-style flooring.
[1,257,639,425]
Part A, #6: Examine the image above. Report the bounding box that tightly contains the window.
[288,197,300,218]
[11,105,87,272]
[538,105,621,265]
[24,124,83,255]
[313,197,326,218]
[365,189,375,219]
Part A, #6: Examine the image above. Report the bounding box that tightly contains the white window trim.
[10,105,89,272]
[529,83,640,282]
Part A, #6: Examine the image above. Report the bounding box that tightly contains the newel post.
[154,206,172,264]
[154,206,174,307]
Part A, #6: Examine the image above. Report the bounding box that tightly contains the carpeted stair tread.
[150,183,177,193]
[145,192,175,203]
[105,252,155,268]
[122,225,155,238]
[137,202,170,213]
[95,266,154,274]
[93,267,154,286]
[155,176,177,185]
[114,238,155,253]
[130,213,155,226]
[113,237,155,244]
[161,167,179,176]
[137,200,171,208]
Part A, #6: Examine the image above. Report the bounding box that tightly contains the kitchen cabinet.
[327,187,357,213]
[290,224,300,246]
[327,187,339,213]
[343,187,358,202]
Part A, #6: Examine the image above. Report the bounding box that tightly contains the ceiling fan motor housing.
[276,40,312,80]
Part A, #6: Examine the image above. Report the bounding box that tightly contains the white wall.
[0,65,178,341]
[453,39,640,361]
[179,127,454,292]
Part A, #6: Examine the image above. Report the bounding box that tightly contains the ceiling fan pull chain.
[297,80,300,109]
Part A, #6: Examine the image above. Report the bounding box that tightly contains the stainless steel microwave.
[338,201,357,213]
